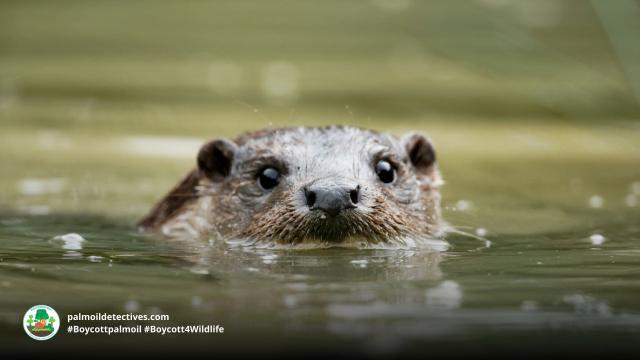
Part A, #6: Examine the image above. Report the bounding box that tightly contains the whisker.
[447,227,492,248]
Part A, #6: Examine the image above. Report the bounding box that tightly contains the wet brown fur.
[139,126,444,244]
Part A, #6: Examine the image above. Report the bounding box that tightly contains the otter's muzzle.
[304,179,360,216]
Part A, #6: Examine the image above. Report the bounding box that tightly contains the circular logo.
[23,305,60,340]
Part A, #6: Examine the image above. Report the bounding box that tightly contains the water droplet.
[589,234,606,246]
[455,200,473,211]
[350,259,369,268]
[262,254,278,264]
[190,267,210,275]
[588,195,604,208]
[50,233,86,250]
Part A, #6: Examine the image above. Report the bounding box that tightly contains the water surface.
[2,160,639,356]
[2,0,640,356]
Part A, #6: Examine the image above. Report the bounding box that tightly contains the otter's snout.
[304,180,360,216]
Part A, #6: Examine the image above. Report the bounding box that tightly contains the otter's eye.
[258,167,280,190]
[375,160,395,184]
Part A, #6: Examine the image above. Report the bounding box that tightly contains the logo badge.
[23,305,60,340]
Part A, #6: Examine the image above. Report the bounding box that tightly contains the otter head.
[195,126,443,245]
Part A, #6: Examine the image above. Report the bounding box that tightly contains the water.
[1,121,640,356]
[2,0,640,356]
[2,176,639,356]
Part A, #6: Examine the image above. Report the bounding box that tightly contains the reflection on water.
[182,240,444,283]
[1,0,640,355]
[1,211,639,355]
[1,122,639,355]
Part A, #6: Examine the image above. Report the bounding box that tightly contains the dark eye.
[258,167,280,190]
[375,160,395,184]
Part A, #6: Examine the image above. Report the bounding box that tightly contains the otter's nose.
[305,182,360,216]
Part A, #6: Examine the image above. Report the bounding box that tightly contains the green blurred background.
[1,0,639,233]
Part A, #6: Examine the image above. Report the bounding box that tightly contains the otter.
[139,126,445,247]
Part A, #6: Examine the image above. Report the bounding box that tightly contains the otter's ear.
[197,139,237,181]
[402,132,436,173]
